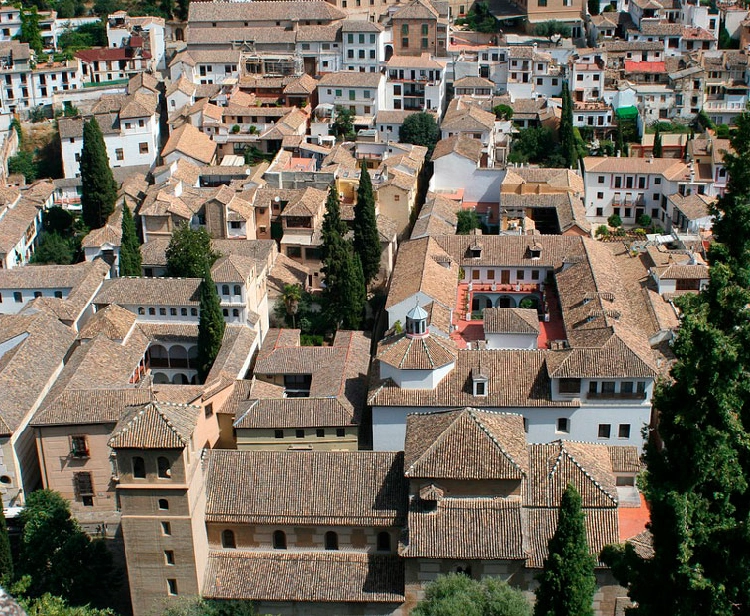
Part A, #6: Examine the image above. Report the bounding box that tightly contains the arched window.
[157,456,171,478]
[376,531,391,552]
[324,531,338,551]
[272,530,287,550]
[158,498,169,510]
[232,309,239,318]
[132,456,146,479]
[221,529,236,549]
[222,285,230,296]
[190,308,198,316]
[148,307,156,315]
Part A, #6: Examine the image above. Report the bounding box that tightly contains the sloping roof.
[401,498,526,560]
[161,123,217,165]
[109,401,201,449]
[94,277,202,306]
[32,386,202,426]
[188,0,345,23]
[385,236,458,311]
[392,0,439,19]
[203,551,404,603]
[78,304,136,340]
[404,408,528,479]
[0,311,76,434]
[483,307,540,335]
[318,71,383,88]
[431,134,483,162]
[205,449,408,525]
[376,333,457,370]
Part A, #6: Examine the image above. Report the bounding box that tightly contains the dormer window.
[472,368,488,396]
[469,241,482,258]
[529,244,542,260]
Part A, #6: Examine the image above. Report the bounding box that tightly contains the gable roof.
[404,408,528,479]
[205,449,408,526]
[376,333,457,370]
[431,134,483,162]
[109,401,201,449]
[483,307,540,335]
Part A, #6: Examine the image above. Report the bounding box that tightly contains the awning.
[616,106,639,119]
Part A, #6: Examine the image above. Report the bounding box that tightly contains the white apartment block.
[318,71,386,118]
[385,54,445,112]
[106,12,167,71]
[0,42,83,114]
[341,20,385,73]
[58,91,160,178]
[582,156,716,227]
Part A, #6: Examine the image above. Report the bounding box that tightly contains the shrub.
[637,214,652,227]
[595,224,610,237]
[607,213,622,228]
[231,124,240,134]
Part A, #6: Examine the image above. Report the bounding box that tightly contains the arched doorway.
[152,372,170,384]
[518,295,539,310]
[149,344,168,368]
[495,295,516,308]
[384,44,394,61]
[169,345,188,368]
[471,294,493,312]
[172,373,190,385]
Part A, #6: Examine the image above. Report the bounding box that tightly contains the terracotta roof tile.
[483,307,540,334]
[205,449,408,525]
[376,333,457,370]
[109,401,201,449]
[203,551,404,603]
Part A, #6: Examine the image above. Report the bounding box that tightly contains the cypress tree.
[652,124,663,158]
[602,111,750,615]
[320,184,365,329]
[559,82,578,170]
[119,203,142,277]
[197,264,225,382]
[534,484,596,616]
[0,505,13,584]
[338,252,365,329]
[80,118,117,230]
[353,162,381,285]
[616,119,627,157]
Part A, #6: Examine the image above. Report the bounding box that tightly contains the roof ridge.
[468,409,526,476]
[549,441,618,504]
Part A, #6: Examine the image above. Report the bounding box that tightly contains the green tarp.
[616,106,639,119]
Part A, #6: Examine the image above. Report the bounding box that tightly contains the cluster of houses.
[0,0,737,612]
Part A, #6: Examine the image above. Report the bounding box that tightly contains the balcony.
[588,391,646,400]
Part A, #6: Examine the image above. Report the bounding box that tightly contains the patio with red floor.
[450,282,567,349]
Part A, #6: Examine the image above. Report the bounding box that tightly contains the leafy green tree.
[602,110,750,616]
[43,207,74,236]
[400,112,440,155]
[57,21,106,53]
[0,505,13,584]
[588,0,599,15]
[652,124,663,158]
[534,20,572,39]
[340,252,365,329]
[165,224,219,278]
[80,118,117,230]
[559,81,578,169]
[493,104,514,120]
[615,119,628,156]
[17,490,118,608]
[607,213,622,228]
[7,151,37,182]
[508,126,564,167]
[119,203,142,277]
[19,593,116,616]
[161,597,259,615]
[32,232,74,264]
[18,7,44,54]
[413,574,532,616]
[353,162,381,285]
[534,485,596,616]
[637,214,652,228]
[281,283,302,328]
[457,209,481,234]
[332,106,355,138]
[197,265,226,382]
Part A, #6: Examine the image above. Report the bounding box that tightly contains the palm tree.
[282,284,302,328]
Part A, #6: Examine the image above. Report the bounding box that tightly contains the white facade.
[317,72,386,118]
[60,108,160,179]
[385,57,445,113]
[341,25,384,73]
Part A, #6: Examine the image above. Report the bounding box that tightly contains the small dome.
[406,304,428,321]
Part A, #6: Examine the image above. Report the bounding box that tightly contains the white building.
[385,53,446,113]
[58,89,160,179]
[318,71,386,119]
[106,11,167,71]
[0,180,55,269]
[341,20,385,73]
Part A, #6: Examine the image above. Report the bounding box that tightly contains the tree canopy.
[31,232,75,265]
[508,126,566,167]
[652,124,663,158]
[456,209,481,234]
[534,484,596,616]
[559,81,578,169]
[80,118,117,230]
[119,204,142,277]
[413,574,532,616]
[332,106,355,138]
[18,7,43,54]
[165,224,219,278]
[602,111,750,615]
[17,490,118,608]
[400,112,440,155]
[353,161,381,285]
